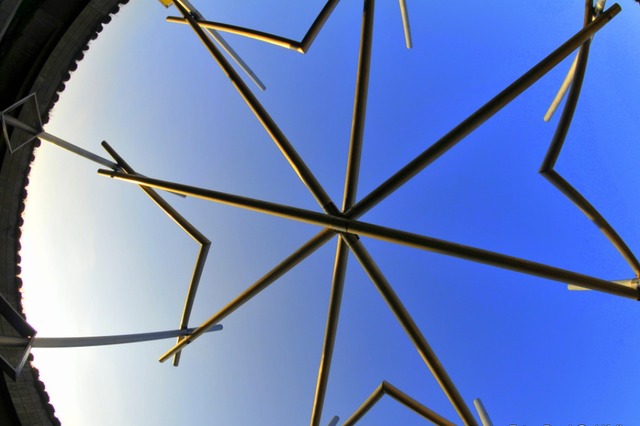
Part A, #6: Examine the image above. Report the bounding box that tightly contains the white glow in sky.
[19,1,640,424]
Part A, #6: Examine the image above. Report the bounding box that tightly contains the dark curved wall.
[0,0,128,423]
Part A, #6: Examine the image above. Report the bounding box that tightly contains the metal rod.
[541,1,594,169]
[342,0,374,212]
[595,0,607,16]
[99,169,639,300]
[398,0,412,49]
[342,381,455,426]
[543,0,604,122]
[0,325,223,348]
[205,27,266,90]
[167,0,340,54]
[101,141,211,365]
[157,229,335,362]
[383,381,455,426]
[163,0,343,370]
[101,142,206,242]
[173,242,211,366]
[537,9,640,276]
[176,8,339,212]
[544,55,578,122]
[310,239,349,426]
[473,399,493,426]
[326,416,339,426]
[300,0,341,53]
[167,17,300,51]
[173,0,336,212]
[346,5,620,220]
[167,1,266,90]
[0,293,36,337]
[181,0,345,413]
[311,2,374,423]
[343,236,477,425]
[3,115,118,169]
[342,382,385,426]
[543,170,640,276]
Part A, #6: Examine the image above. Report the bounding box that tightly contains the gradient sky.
[18,1,640,424]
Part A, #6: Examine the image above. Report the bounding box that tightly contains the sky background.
[17,0,640,424]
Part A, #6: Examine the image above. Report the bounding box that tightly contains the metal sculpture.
[4,0,637,424]
[101,0,637,424]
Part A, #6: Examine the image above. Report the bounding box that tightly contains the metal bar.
[173,0,336,212]
[175,5,339,217]
[595,0,607,16]
[0,293,36,337]
[383,381,455,426]
[342,0,374,212]
[40,132,117,169]
[311,2,374,423]
[0,325,222,348]
[342,383,385,426]
[342,381,455,426]
[157,229,336,362]
[167,2,267,90]
[543,54,578,122]
[181,0,343,413]
[543,170,640,275]
[343,236,477,425]
[300,0,341,53]
[101,142,206,243]
[537,8,640,275]
[167,0,340,54]
[473,398,493,426]
[173,242,211,366]
[163,0,343,370]
[167,17,300,51]
[99,169,639,300]
[173,0,198,15]
[398,0,412,49]
[346,5,621,220]
[326,416,339,426]
[3,115,118,169]
[205,27,266,90]
[168,0,267,89]
[544,0,604,122]
[310,239,349,426]
[101,141,211,365]
[541,1,593,171]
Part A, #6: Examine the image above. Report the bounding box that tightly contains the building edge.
[0,0,130,424]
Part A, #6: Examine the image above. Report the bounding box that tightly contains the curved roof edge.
[0,0,130,424]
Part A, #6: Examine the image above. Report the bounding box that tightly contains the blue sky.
[19,1,640,424]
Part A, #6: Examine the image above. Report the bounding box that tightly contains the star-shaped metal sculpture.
[95,1,639,424]
[5,0,637,424]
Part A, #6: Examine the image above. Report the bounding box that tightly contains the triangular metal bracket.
[2,93,43,154]
[0,293,36,380]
